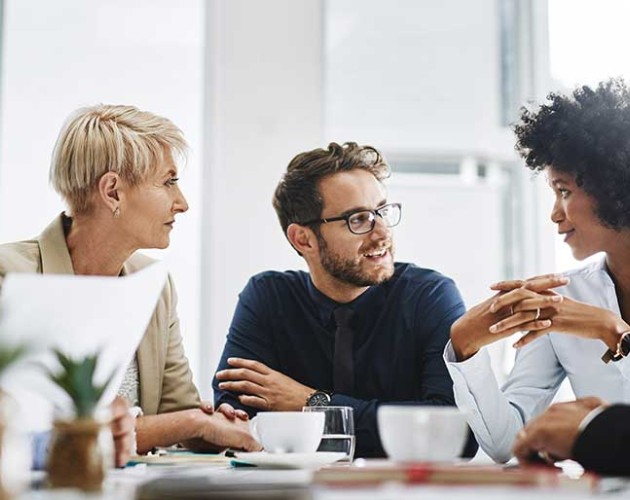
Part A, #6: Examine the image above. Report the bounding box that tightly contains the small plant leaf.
[0,344,26,374]
[48,349,116,419]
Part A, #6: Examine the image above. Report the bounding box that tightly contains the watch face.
[308,391,330,406]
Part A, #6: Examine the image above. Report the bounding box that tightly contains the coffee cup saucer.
[232,451,346,469]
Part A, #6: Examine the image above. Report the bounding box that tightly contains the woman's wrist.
[601,314,630,352]
[187,409,209,440]
[450,323,479,361]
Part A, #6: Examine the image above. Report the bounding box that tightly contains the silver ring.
[537,450,555,464]
[534,308,541,320]
[509,306,514,316]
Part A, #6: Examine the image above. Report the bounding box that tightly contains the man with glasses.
[213,142,475,458]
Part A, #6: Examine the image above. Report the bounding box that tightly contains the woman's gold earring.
[113,206,120,218]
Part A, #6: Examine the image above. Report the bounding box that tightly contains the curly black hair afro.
[514,78,630,230]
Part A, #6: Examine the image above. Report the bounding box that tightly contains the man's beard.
[317,234,395,287]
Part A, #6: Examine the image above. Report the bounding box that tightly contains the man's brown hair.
[272,142,391,239]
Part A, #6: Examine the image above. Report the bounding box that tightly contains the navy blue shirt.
[214,262,471,457]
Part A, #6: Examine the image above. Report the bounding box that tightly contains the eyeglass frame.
[300,202,402,235]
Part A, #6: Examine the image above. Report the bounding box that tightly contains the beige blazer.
[0,214,200,415]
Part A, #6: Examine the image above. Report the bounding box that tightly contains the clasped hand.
[451,272,629,361]
[216,357,314,411]
[451,274,567,360]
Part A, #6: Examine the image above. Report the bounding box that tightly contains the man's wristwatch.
[602,331,630,363]
[306,390,332,407]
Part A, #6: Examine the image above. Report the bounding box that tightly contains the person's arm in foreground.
[511,397,630,476]
[512,397,603,463]
[135,409,259,454]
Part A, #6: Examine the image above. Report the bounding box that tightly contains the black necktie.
[333,307,355,394]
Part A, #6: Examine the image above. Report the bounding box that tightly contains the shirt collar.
[37,213,75,275]
[306,275,385,326]
[580,254,609,281]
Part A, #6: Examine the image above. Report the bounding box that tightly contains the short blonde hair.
[50,104,187,215]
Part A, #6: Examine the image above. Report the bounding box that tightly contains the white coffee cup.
[377,406,468,462]
[250,411,325,454]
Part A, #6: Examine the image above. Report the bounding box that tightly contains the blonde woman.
[0,105,258,455]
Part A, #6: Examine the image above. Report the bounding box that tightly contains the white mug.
[250,411,325,454]
[377,406,468,462]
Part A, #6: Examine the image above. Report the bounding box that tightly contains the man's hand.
[215,357,314,411]
[194,411,261,452]
[512,397,606,464]
[202,400,249,421]
[216,402,250,421]
[110,397,135,467]
[200,400,214,415]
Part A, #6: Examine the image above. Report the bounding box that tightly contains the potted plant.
[46,350,115,492]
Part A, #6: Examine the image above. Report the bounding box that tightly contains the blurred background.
[0,0,626,399]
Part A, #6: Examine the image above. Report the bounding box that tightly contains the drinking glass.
[302,406,355,462]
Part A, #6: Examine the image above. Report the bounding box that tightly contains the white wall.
[388,173,506,306]
[325,0,515,158]
[201,0,324,397]
[0,0,205,384]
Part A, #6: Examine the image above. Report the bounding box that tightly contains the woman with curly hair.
[445,79,630,465]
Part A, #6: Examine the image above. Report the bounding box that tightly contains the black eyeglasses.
[301,202,402,235]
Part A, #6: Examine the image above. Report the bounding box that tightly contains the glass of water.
[302,406,355,462]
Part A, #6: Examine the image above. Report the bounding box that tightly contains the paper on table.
[0,261,167,432]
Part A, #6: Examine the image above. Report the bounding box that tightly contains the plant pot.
[47,418,113,492]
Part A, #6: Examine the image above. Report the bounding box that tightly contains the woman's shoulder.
[561,256,606,283]
[559,257,608,299]
[0,239,41,275]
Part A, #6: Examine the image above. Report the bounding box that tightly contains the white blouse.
[444,256,630,463]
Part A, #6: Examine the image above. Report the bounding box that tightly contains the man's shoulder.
[0,239,42,275]
[248,269,310,287]
[392,262,455,288]
[238,269,310,309]
[389,263,464,322]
